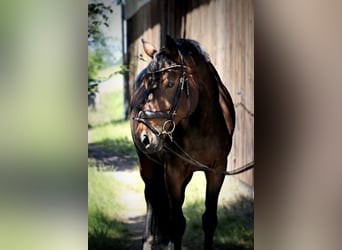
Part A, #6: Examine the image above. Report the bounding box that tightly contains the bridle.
[132,52,254,175]
[133,55,190,142]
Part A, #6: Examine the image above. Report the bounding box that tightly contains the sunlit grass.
[182,173,254,250]
[88,81,135,156]
[88,86,124,127]
[90,120,131,143]
[88,166,129,249]
[88,167,124,216]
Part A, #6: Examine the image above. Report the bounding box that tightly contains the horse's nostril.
[141,134,150,148]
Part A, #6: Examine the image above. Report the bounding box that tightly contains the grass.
[88,167,129,250]
[215,195,254,250]
[182,173,254,250]
[88,79,136,157]
[88,80,125,127]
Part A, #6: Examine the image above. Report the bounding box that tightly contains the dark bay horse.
[130,35,235,250]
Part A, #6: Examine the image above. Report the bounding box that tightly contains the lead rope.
[164,141,254,175]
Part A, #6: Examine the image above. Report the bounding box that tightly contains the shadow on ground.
[88,138,138,171]
[88,118,127,130]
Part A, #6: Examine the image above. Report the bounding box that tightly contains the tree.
[88,2,113,46]
[88,1,114,80]
[88,0,115,101]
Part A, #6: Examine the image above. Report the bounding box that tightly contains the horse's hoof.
[167,241,175,250]
[142,236,153,250]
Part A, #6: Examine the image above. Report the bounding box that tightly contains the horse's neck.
[195,65,220,109]
[187,68,222,126]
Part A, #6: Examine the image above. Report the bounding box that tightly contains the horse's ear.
[165,35,180,61]
[142,38,157,58]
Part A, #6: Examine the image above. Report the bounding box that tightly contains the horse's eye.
[167,82,175,88]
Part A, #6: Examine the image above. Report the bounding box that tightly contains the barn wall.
[125,0,254,186]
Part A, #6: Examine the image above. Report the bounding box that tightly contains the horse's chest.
[182,132,228,162]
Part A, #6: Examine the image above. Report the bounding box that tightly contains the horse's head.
[131,36,199,154]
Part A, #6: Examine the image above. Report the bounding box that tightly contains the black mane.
[148,48,174,73]
[148,38,210,73]
[176,39,210,62]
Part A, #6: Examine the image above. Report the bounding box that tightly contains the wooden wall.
[125,0,254,186]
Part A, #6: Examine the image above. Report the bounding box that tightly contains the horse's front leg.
[142,178,171,249]
[165,165,193,250]
[139,154,171,249]
[202,167,225,250]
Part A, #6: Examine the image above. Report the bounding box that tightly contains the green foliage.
[114,64,131,75]
[114,54,146,76]
[88,1,115,84]
[88,49,108,81]
[88,2,113,44]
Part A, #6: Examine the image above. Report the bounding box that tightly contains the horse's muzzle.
[136,131,163,154]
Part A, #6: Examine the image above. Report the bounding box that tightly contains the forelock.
[147,49,175,72]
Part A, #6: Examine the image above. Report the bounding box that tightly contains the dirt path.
[111,171,146,250]
[89,129,145,249]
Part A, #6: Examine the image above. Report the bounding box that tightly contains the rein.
[135,139,254,176]
[164,142,254,175]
